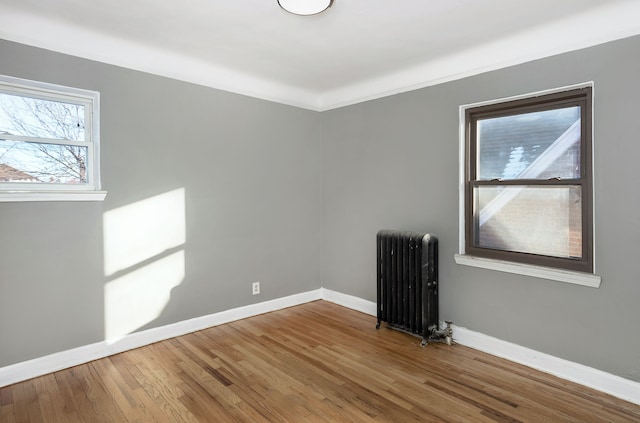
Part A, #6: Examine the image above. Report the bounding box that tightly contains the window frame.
[0,74,105,202]
[456,83,600,287]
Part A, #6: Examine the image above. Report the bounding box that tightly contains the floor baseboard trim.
[315,289,640,406]
[0,289,322,388]
[2,288,639,407]
[320,288,377,316]
[452,324,640,406]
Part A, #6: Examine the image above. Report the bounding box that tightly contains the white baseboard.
[320,288,377,316]
[2,287,639,408]
[452,325,640,406]
[0,289,322,388]
[313,289,640,406]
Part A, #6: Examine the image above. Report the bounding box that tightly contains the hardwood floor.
[2,300,639,422]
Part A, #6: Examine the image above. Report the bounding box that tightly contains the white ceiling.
[1,0,640,111]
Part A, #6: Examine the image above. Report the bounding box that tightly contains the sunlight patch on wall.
[103,188,186,277]
[104,251,185,340]
[103,188,186,341]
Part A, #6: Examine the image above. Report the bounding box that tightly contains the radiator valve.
[443,321,453,346]
[425,321,454,346]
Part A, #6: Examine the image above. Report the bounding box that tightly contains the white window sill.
[454,254,601,288]
[0,191,108,202]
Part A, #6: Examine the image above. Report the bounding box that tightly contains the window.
[457,85,599,285]
[0,75,104,201]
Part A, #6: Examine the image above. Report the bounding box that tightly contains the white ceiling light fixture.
[278,0,334,16]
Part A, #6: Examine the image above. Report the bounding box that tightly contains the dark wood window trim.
[464,87,593,273]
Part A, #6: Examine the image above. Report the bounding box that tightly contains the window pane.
[477,107,580,180]
[0,139,88,184]
[0,92,85,141]
[475,185,582,258]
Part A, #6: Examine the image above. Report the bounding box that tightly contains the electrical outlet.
[252,282,260,295]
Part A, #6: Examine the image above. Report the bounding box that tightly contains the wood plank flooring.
[2,300,639,422]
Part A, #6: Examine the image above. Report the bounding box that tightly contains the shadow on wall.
[102,188,186,342]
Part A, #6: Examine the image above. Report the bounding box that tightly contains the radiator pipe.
[444,321,453,345]
[427,321,453,345]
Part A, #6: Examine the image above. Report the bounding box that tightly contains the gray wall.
[2,34,639,383]
[0,39,323,367]
[322,35,640,382]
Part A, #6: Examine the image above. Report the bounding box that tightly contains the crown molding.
[0,8,322,111]
[318,2,640,110]
[1,3,640,111]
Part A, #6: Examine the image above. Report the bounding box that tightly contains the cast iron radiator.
[376,230,449,345]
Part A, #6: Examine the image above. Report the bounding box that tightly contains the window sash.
[1,134,91,147]
[0,75,99,192]
[464,87,593,273]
